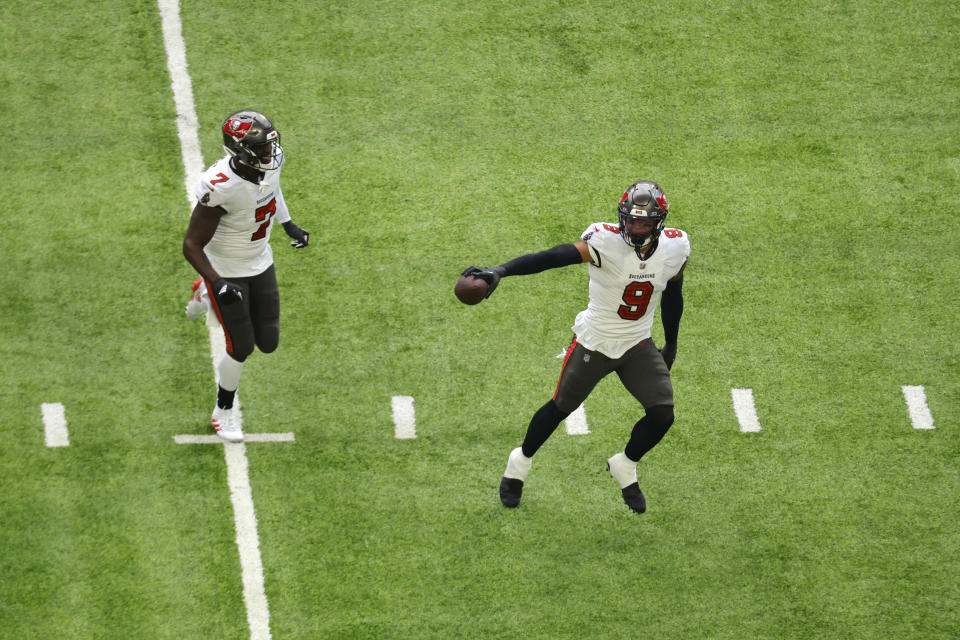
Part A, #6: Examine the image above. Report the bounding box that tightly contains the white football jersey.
[194,156,291,277]
[572,222,690,358]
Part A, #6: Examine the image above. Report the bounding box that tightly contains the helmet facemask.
[617,181,669,256]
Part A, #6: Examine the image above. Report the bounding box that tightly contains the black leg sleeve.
[624,405,675,462]
[521,399,571,457]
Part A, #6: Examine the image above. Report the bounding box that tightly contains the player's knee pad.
[255,324,279,354]
[228,338,255,362]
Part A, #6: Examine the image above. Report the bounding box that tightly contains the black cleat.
[499,477,524,508]
[620,482,646,513]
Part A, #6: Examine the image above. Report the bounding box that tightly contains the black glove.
[213,278,243,306]
[283,221,309,248]
[659,342,677,370]
[461,266,506,298]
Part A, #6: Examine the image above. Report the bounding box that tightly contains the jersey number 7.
[251,199,277,241]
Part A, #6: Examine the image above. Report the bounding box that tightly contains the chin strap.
[634,238,659,261]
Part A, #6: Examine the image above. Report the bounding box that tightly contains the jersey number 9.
[617,281,653,320]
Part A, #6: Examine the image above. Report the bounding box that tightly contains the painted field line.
[564,404,590,435]
[392,395,416,439]
[732,388,762,433]
[174,433,296,445]
[158,0,202,204]
[224,442,269,640]
[159,0,270,637]
[901,385,935,430]
[41,402,69,447]
[174,435,295,640]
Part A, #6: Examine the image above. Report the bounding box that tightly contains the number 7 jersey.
[572,222,690,359]
[194,156,291,278]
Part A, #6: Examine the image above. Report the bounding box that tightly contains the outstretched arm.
[462,241,593,297]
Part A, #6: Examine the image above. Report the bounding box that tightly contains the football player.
[182,110,310,442]
[462,180,688,513]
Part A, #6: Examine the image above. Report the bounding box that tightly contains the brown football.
[454,275,489,305]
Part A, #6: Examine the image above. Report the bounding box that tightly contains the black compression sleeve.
[498,244,583,276]
[660,276,684,344]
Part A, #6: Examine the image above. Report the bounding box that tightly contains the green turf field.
[2,0,958,638]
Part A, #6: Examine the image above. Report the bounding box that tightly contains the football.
[454,274,489,305]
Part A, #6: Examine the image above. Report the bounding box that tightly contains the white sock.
[217,353,244,391]
[504,447,533,481]
[607,452,638,489]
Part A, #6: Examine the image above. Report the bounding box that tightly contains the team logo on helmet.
[223,118,252,139]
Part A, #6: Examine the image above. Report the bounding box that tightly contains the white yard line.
[41,402,69,447]
[564,404,590,435]
[901,385,935,430]
[174,433,296,445]
[158,0,203,204]
[159,1,275,637]
[225,442,271,640]
[392,395,417,439]
[173,436,293,640]
[731,388,762,433]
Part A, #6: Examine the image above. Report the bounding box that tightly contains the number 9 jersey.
[194,157,291,278]
[572,222,690,359]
